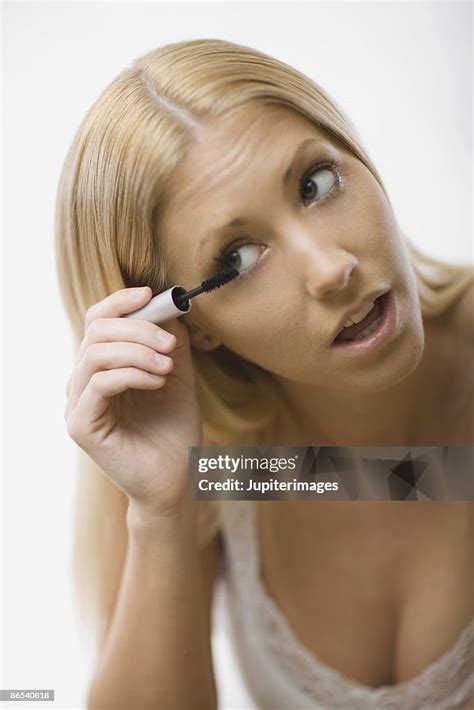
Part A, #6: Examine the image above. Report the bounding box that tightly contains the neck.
[270,319,451,446]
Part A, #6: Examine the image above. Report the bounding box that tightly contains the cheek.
[343,179,402,259]
[213,295,313,369]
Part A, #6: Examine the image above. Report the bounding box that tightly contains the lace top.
[217,500,474,709]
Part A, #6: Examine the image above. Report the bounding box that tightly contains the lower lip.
[331,289,397,355]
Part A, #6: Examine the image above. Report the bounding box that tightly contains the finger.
[65,341,174,418]
[74,315,177,372]
[83,287,176,357]
[84,287,153,330]
[67,368,166,442]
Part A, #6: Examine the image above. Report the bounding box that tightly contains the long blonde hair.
[55,38,473,657]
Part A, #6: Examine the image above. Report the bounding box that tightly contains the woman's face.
[159,103,424,393]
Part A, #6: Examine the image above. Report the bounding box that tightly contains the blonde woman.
[57,39,474,709]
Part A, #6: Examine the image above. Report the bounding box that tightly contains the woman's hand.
[64,287,203,517]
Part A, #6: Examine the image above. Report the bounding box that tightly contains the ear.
[186,323,222,352]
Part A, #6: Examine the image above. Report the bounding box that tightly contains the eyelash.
[212,159,346,279]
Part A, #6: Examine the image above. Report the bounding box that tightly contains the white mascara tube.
[123,286,191,325]
[122,268,240,325]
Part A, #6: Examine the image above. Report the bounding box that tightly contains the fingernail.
[157,330,176,347]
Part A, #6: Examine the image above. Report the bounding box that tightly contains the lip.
[330,289,397,354]
[331,287,391,344]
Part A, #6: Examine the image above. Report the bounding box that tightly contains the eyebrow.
[196,137,324,249]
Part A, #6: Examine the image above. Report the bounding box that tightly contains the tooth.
[344,301,374,327]
[350,316,382,341]
[340,300,377,332]
[351,303,374,324]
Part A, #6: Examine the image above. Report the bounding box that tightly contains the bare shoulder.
[446,280,474,443]
[451,279,474,346]
[425,279,474,370]
[459,694,474,710]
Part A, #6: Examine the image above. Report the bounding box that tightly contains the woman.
[57,39,474,709]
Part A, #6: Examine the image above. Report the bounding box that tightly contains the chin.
[337,317,426,394]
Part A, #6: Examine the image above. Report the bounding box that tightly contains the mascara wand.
[123,267,240,325]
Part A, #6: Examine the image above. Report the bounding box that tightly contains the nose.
[302,244,358,300]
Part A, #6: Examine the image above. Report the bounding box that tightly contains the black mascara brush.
[123,268,240,325]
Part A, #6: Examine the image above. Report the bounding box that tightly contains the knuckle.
[76,338,89,362]
[66,416,81,441]
[82,342,100,367]
[84,305,96,329]
[87,318,103,339]
[89,370,105,391]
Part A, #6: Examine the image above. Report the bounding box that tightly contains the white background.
[2,1,472,708]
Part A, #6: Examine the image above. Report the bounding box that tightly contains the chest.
[256,500,474,688]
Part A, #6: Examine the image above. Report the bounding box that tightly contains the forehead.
[166,103,324,203]
[159,103,330,275]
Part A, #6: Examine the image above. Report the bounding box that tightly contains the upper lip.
[331,287,390,343]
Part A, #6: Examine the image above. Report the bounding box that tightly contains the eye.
[214,242,263,276]
[211,160,344,280]
[300,164,339,205]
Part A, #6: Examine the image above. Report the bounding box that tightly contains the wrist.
[126,496,198,540]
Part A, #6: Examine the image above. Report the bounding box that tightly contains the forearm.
[86,499,217,710]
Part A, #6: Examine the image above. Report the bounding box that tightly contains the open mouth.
[333,295,385,343]
[331,290,395,353]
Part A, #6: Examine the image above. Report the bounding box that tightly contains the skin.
[159,102,454,445]
[159,103,474,692]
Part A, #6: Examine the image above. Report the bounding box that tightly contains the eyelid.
[213,241,266,282]
[300,157,346,205]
